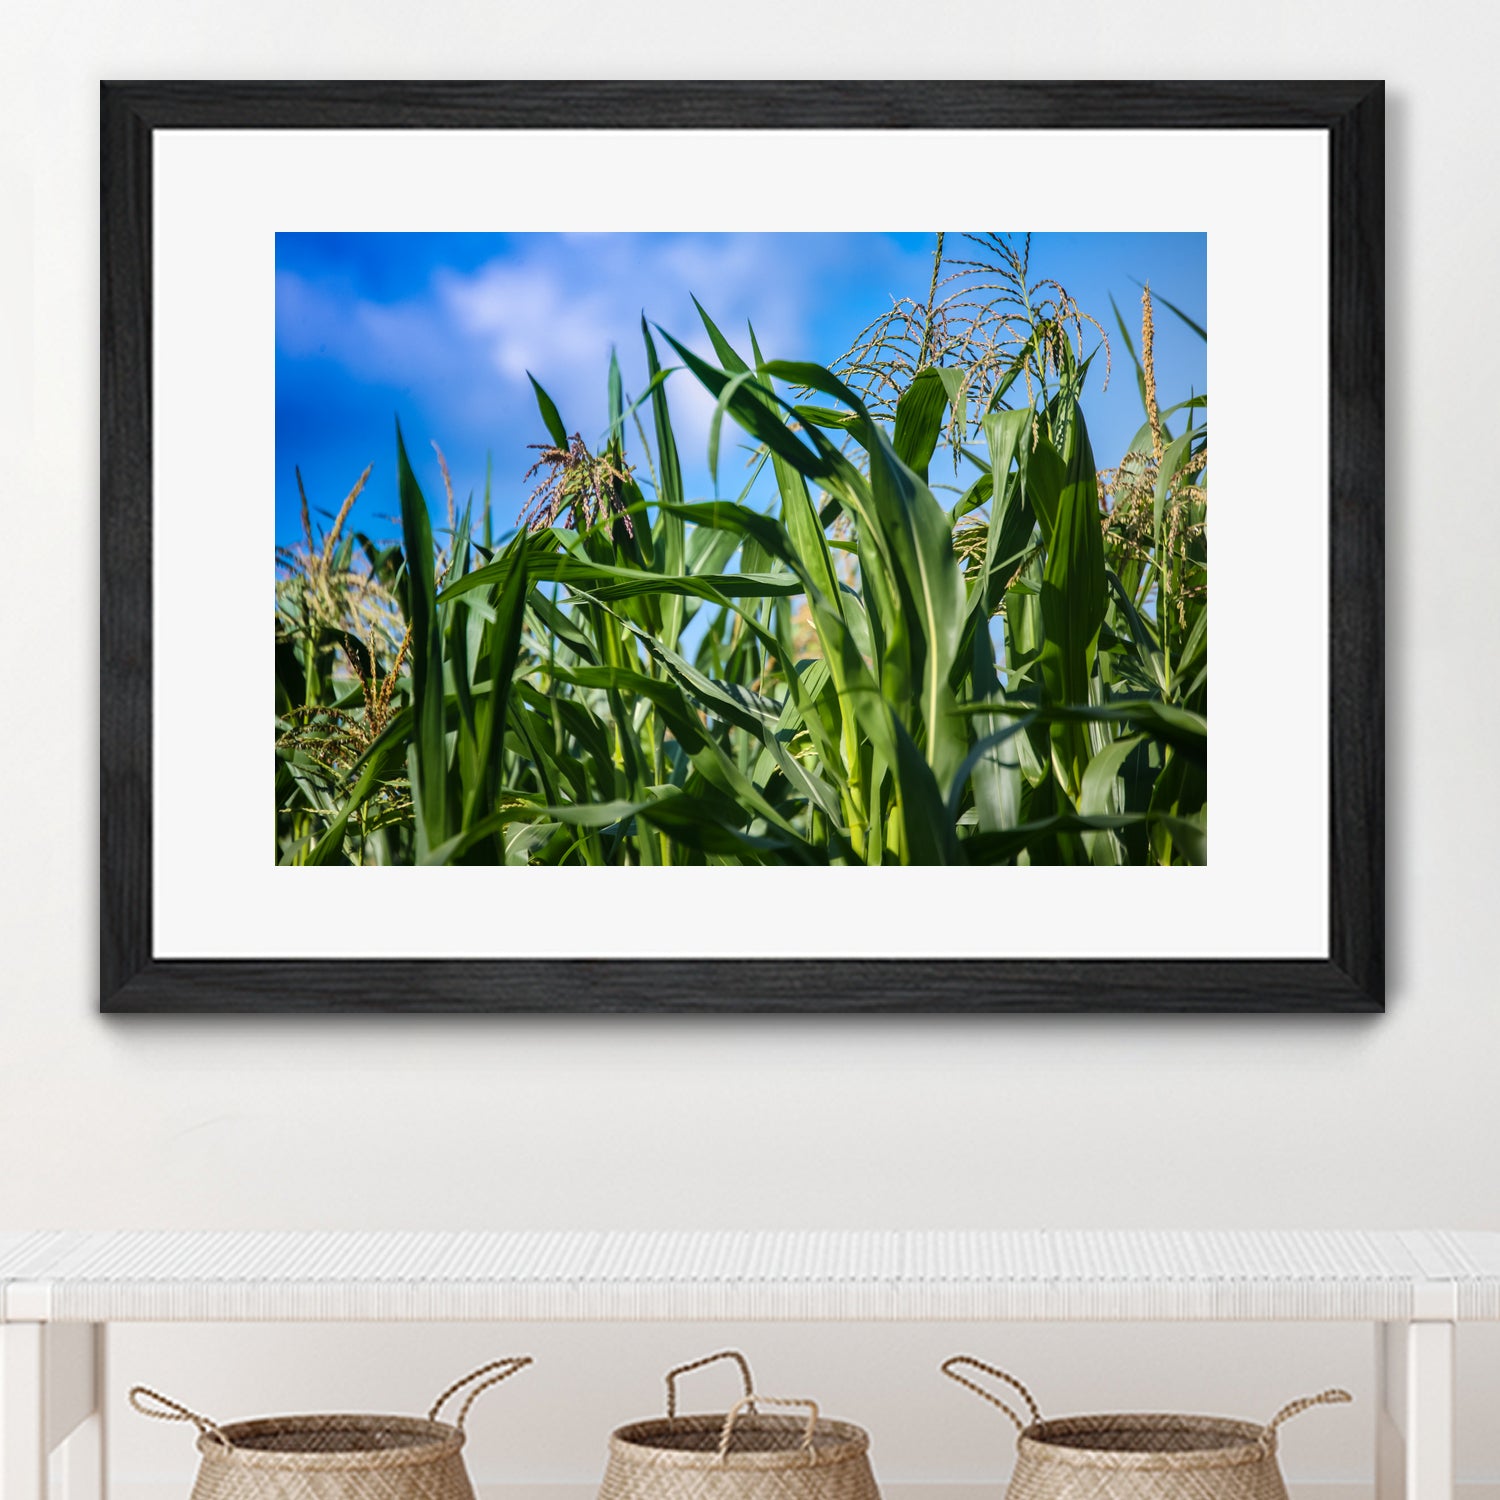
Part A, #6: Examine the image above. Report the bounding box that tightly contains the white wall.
[3,0,1498,1492]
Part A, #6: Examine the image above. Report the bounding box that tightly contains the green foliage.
[275,247,1206,867]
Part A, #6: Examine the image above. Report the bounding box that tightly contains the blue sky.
[275,231,1206,549]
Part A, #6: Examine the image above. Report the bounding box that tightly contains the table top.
[2,1230,1497,1322]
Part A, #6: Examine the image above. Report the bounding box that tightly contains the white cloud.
[438,261,616,384]
[420,234,821,477]
[277,232,902,512]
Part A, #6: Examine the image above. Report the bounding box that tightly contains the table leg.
[1377,1321,1455,1500]
[53,1327,105,1500]
[1,1323,106,1500]
[1,1323,46,1500]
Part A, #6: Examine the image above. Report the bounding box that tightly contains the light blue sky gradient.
[276,231,1206,549]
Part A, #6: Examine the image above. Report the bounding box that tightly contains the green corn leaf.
[395,418,449,855]
[767,357,966,782]
[793,404,859,431]
[1105,571,1168,695]
[1154,812,1208,865]
[962,810,1150,865]
[1037,396,1108,799]
[692,295,751,372]
[607,347,623,434]
[973,409,1036,622]
[642,319,687,649]
[1136,280,1207,341]
[662,500,798,572]
[708,370,756,493]
[657,329,837,482]
[1125,396,1205,458]
[527,373,570,448]
[890,715,960,864]
[637,792,807,861]
[444,549,800,607]
[947,706,1036,828]
[1078,731,1147,865]
[892,365,966,479]
[955,698,1206,764]
[304,707,413,866]
[1153,429,1199,547]
[463,531,530,835]
[526,588,597,664]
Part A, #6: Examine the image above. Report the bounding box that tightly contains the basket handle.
[666,1350,756,1419]
[1259,1389,1353,1450]
[716,1395,818,1464]
[128,1387,233,1449]
[940,1357,1042,1434]
[428,1357,534,1430]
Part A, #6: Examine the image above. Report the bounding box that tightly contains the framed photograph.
[100,80,1383,1013]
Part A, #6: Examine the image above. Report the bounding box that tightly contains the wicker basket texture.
[598,1352,880,1500]
[129,1358,532,1500]
[942,1357,1352,1500]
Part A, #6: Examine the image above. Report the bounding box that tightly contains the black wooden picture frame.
[100,80,1384,1013]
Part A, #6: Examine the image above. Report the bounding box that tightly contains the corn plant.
[275,236,1206,867]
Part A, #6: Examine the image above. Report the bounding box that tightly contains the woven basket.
[129,1358,533,1500]
[599,1350,880,1500]
[941,1358,1351,1500]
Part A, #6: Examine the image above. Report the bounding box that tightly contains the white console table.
[4,1231,1498,1500]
